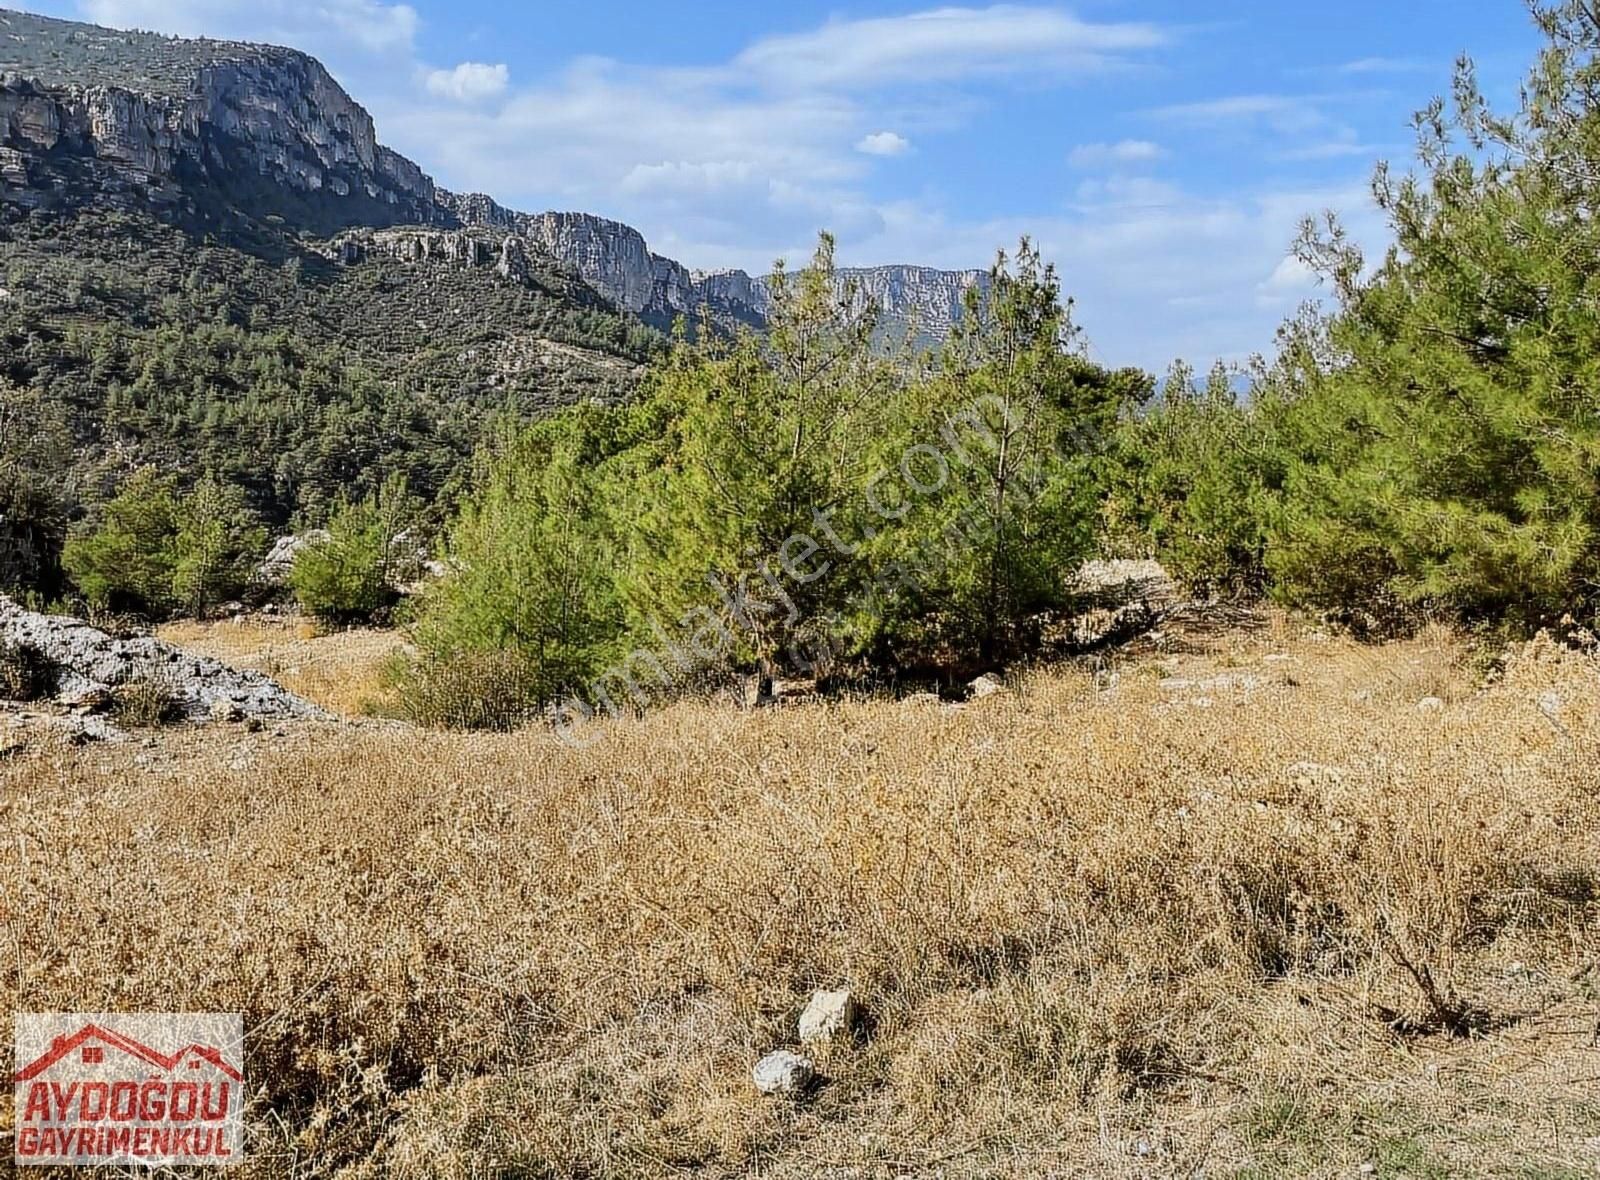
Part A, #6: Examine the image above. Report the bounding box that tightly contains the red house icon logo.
[15,1023,245,1083]
[13,1013,245,1167]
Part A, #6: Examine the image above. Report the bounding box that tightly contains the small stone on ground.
[752,1050,814,1096]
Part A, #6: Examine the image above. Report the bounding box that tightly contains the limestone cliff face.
[691,268,773,325]
[0,73,189,205]
[0,9,440,226]
[432,195,711,323]
[0,7,987,339]
[691,263,990,343]
[837,266,990,343]
[521,211,697,319]
[425,202,991,337]
[351,209,991,340]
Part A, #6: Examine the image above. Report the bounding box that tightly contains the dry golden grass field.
[3,614,1599,1177]
[156,617,409,718]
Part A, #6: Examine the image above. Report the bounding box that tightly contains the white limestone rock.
[798,989,859,1046]
[752,1050,814,1096]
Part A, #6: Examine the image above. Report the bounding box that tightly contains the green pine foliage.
[1096,4,1600,632]
[290,475,420,624]
[61,467,263,618]
[0,380,74,599]
[404,409,628,726]
[61,468,180,615]
[854,241,1142,668]
[613,233,897,680]
[1265,2,1600,629]
[1106,361,1282,599]
[172,473,266,618]
[402,236,1146,726]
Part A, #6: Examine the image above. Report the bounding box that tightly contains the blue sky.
[22,0,1545,369]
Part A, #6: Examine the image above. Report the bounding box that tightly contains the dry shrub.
[2,620,1598,1176]
[0,639,55,700]
[111,671,185,727]
[380,649,542,730]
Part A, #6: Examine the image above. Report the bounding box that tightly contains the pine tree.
[291,474,419,623]
[1107,360,1280,598]
[856,241,1138,666]
[0,381,74,598]
[62,468,180,615]
[1272,1,1600,627]
[172,473,265,618]
[616,233,896,681]
[405,409,625,725]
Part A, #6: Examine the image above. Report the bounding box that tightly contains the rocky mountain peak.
[0,6,987,340]
[0,7,442,229]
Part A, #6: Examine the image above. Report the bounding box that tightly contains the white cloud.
[424,62,509,103]
[1071,175,1183,207]
[380,54,874,266]
[1280,138,1377,161]
[1068,139,1165,168]
[857,131,911,157]
[376,5,1169,270]
[1260,254,1318,294]
[78,0,417,56]
[1337,56,1430,75]
[1152,94,1318,126]
[734,5,1167,89]
[620,160,760,197]
[1149,92,1376,159]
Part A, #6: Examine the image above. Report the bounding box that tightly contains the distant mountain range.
[0,7,988,342]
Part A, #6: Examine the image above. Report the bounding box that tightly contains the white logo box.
[13,1013,245,1167]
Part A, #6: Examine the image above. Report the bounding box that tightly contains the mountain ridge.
[0,6,987,340]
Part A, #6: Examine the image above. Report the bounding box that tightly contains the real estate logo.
[13,1013,245,1167]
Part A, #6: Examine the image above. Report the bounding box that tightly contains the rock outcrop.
[0,9,441,227]
[0,596,325,722]
[522,211,695,319]
[0,7,989,340]
[837,266,990,344]
[691,267,773,324]
[341,228,497,269]
[257,530,330,587]
[331,211,990,340]
[451,205,991,339]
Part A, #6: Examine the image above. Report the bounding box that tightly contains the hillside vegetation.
[3,618,1597,1176]
[0,7,251,93]
[356,3,1600,733]
[0,207,661,597]
[14,6,1600,687]
[5,3,1600,1177]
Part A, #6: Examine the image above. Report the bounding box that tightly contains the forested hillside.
[0,203,663,596]
[7,0,1600,677]
[0,6,994,608]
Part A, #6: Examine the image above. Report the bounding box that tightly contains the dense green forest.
[391,2,1600,727]
[0,207,662,597]
[9,2,1600,729]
